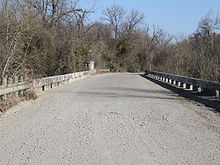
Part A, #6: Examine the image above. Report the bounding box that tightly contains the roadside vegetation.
[0,0,219,83]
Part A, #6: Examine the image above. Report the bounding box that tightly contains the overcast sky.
[78,0,220,36]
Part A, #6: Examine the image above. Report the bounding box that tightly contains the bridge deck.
[0,73,219,164]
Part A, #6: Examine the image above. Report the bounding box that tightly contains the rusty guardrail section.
[0,70,96,100]
[145,70,220,98]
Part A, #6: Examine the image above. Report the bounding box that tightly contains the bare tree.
[123,9,144,35]
[24,0,85,26]
[192,11,220,80]
[103,5,126,39]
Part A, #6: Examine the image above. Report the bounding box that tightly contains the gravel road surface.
[0,73,219,165]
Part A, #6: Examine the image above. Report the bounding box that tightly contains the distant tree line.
[0,0,219,82]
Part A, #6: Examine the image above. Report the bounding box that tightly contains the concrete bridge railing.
[0,70,96,100]
[145,70,220,98]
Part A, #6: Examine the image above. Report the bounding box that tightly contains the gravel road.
[0,73,219,165]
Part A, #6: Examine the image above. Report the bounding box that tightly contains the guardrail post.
[177,82,182,87]
[20,76,24,96]
[169,79,172,84]
[216,90,219,98]
[173,80,176,85]
[183,83,187,89]
[3,77,7,87]
[189,85,193,91]
[14,76,19,97]
[8,77,14,97]
[197,87,202,93]
[2,77,7,99]
[8,77,13,85]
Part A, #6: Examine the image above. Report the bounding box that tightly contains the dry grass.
[0,90,37,113]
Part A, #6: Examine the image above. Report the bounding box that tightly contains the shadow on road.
[107,87,173,95]
[76,91,180,101]
[140,74,220,113]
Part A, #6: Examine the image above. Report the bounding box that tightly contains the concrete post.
[173,80,176,85]
[183,83,187,89]
[216,90,219,98]
[89,61,95,71]
[7,77,13,99]
[197,87,202,93]
[8,77,13,86]
[169,79,172,84]
[189,85,193,91]
[3,77,7,87]
[19,76,24,96]
[3,77,7,99]
[177,82,182,87]
[14,76,19,97]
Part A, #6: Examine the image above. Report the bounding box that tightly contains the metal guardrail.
[0,70,96,99]
[145,70,220,98]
